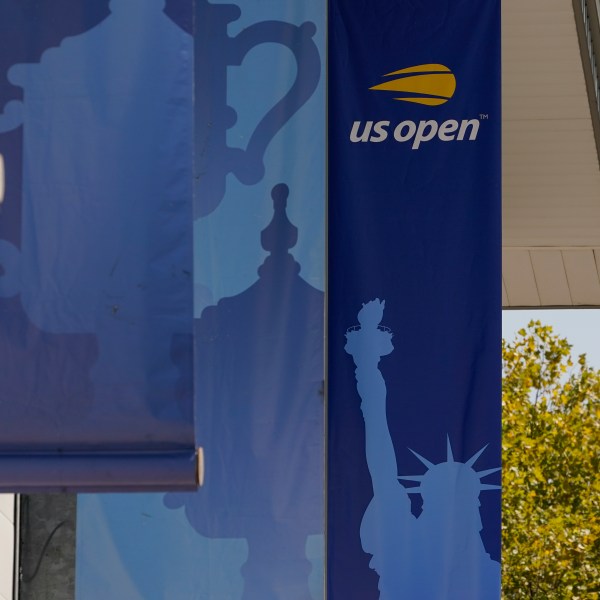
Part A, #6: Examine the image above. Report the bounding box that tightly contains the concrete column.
[18,494,76,600]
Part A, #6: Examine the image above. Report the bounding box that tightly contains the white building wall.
[0,495,14,600]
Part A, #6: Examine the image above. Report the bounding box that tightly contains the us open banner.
[328,1,501,599]
[0,1,197,491]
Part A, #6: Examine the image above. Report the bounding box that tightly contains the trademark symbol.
[479,114,489,120]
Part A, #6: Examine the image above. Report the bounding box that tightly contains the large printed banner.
[328,1,502,599]
[0,1,197,491]
[76,0,325,598]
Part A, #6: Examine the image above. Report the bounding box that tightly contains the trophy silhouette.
[0,0,194,428]
[0,0,320,406]
[166,184,324,599]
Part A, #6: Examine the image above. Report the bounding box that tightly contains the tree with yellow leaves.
[502,321,600,599]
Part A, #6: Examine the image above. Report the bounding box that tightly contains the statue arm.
[356,368,409,506]
[345,300,410,508]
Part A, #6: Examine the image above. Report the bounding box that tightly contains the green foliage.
[502,321,600,600]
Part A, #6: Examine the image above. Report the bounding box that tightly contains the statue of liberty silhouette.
[344,299,501,599]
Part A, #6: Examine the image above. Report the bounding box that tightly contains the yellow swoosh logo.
[370,63,457,106]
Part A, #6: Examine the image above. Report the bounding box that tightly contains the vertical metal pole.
[12,495,19,600]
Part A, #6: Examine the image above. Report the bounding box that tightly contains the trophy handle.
[229,20,321,186]
[0,100,24,133]
[0,239,21,298]
[0,134,21,297]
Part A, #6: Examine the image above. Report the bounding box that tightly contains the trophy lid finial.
[261,184,298,256]
[258,184,300,278]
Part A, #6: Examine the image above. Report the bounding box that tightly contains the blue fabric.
[75,0,325,598]
[327,1,502,598]
[0,0,196,490]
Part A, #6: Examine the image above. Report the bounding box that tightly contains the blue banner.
[328,1,501,599]
[76,0,325,598]
[0,0,197,491]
